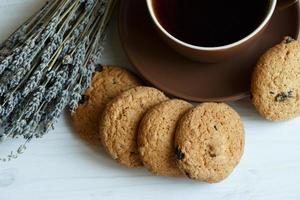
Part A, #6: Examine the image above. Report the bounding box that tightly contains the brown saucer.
[119,0,300,102]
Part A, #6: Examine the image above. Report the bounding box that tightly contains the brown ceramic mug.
[146,0,295,63]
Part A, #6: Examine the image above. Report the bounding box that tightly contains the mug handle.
[277,0,298,10]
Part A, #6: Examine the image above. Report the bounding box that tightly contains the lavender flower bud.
[0,55,13,75]
[69,83,82,112]
[24,110,43,139]
[0,92,21,122]
[24,86,45,119]
[45,66,68,102]
[81,62,95,91]
[12,120,27,139]
[22,68,44,97]
[0,83,8,97]
[43,90,69,134]
[17,144,27,154]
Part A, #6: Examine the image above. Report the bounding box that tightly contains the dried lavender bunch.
[0,0,117,161]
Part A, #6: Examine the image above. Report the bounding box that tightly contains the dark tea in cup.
[153,0,270,47]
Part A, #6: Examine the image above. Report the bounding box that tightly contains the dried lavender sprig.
[91,0,116,53]
[0,0,59,51]
[0,99,46,162]
[21,34,63,97]
[4,26,43,70]
[63,55,86,112]
[24,0,64,37]
[82,61,96,91]
[0,137,30,162]
[69,81,84,112]
[0,71,11,97]
[20,1,80,89]
[4,91,47,140]
[0,0,72,75]
[0,30,43,79]
[6,120,27,139]
[0,0,73,75]
[53,1,104,112]
[54,0,99,62]
[3,103,41,140]
[24,109,44,140]
[68,59,96,112]
[1,101,43,161]
[60,1,99,58]
[24,86,46,119]
[0,58,59,136]
[5,71,56,128]
[0,51,17,75]
[42,89,70,135]
[45,65,69,102]
[0,92,22,124]
[68,0,115,110]
[51,2,105,111]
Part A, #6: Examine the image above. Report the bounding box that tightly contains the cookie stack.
[72,66,245,183]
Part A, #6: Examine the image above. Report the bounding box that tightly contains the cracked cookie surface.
[251,39,300,121]
[138,99,193,176]
[175,103,245,183]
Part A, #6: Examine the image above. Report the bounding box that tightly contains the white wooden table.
[1,1,300,200]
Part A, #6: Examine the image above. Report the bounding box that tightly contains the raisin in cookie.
[71,66,141,146]
[100,87,168,168]
[251,38,300,121]
[138,99,193,176]
[175,103,245,183]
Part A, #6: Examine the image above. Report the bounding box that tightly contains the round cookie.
[138,99,193,176]
[72,66,141,146]
[100,86,169,168]
[175,103,245,183]
[251,37,300,121]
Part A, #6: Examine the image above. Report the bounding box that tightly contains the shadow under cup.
[147,0,277,63]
